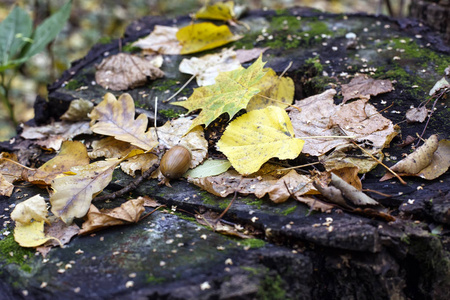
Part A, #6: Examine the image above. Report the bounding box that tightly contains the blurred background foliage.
[0,0,410,140]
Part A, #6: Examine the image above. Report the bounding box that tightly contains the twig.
[153,96,159,141]
[257,94,302,112]
[0,157,36,171]
[364,103,394,120]
[351,141,407,185]
[213,191,238,226]
[93,163,159,202]
[139,205,166,221]
[163,74,196,103]
[277,161,321,171]
[279,61,293,78]
[415,88,446,147]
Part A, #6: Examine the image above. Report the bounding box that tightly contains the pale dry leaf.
[89,137,139,159]
[405,106,428,123]
[36,217,80,257]
[235,47,269,64]
[321,144,383,173]
[0,152,23,183]
[429,76,449,96]
[418,139,450,180]
[60,99,94,121]
[79,198,145,235]
[0,173,14,197]
[331,166,362,190]
[11,194,48,224]
[131,25,182,55]
[120,152,158,176]
[341,75,393,103]
[179,48,241,86]
[95,53,164,91]
[21,121,92,150]
[50,157,126,224]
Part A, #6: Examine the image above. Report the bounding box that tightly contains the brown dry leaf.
[36,217,80,257]
[20,121,92,151]
[418,139,450,180]
[331,167,362,190]
[380,135,439,181]
[139,195,160,207]
[0,152,24,184]
[405,106,428,123]
[289,89,398,157]
[196,211,253,239]
[95,53,164,91]
[321,144,383,173]
[0,174,14,197]
[235,47,269,64]
[131,25,182,55]
[179,48,241,86]
[89,93,158,151]
[26,141,90,186]
[88,137,139,159]
[120,152,159,176]
[79,198,145,235]
[341,75,393,103]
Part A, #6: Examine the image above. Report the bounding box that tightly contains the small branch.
[279,61,293,78]
[139,205,166,221]
[93,163,159,202]
[415,89,446,147]
[153,96,159,141]
[277,161,321,171]
[163,74,196,103]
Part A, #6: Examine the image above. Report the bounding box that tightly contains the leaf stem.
[163,74,196,103]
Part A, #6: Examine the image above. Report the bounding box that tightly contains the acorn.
[160,145,192,179]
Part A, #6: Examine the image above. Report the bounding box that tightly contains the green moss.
[258,273,286,300]
[152,79,180,92]
[269,16,301,35]
[232,31,260,50]
[281,205,297,216]
[239,238,266,249]
[241,266,260,275]
[200,191,230,209]
[159,109,181,118]
[0,233,34,273]
[146,274,166,284]
[305,56,324,73]
[240,197,264,209]
[65,79,83,91]
[97,36,112,44]
[172,211,196,222]
[122,43,140,53]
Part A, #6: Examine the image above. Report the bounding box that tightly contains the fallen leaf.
[89,137,139,159]
[11,194,48,224]
[20,121,92,150]
[331,167,362,190]
[341,75,393,103]
[95,53,164,91]
[176,22,242,55]
[429,76,449,96]
[196,211,254,239]
[380,135,439,181]
[217,106,304,175]
[235,47,269,64]
[0,152,23,183]
[405,106,428,123]
[173,56,267,132]
[50,157,130,224]
[14,220,61,248]
[26,141,90,185]
[36,217,80,257]
[246,68,294,111]
[194,1,235,21]
[131,25,182,55]
[289,89,398,156]
[120,152,158,176]
[60,99,94,121]
[79,198,145,235]
[0,174,14,196]
[179,48,241,86]
[89,93,158,151]
[418,139,450,180]
[321,145,383,173]
[185,159,232,178]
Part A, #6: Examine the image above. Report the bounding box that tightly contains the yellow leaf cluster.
[194,1,235,21]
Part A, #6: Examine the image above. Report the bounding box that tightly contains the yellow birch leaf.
[89,93,158,151]
[14,220,61,248]
[172,56,267,132]
[26,141,90,185]
[217,106,304,175]
[194,1,235,21]
[246,68,294,111]
[176,22,242,55]
[50,157,127,224]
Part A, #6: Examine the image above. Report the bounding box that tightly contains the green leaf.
[184,159,232,178]
[0,6,32,67]
[13,0,72,65]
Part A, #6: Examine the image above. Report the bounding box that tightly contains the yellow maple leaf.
[176,22,242,55]
[217,106,304,175]
[50,154,136,224]
[246,68,295,111]
[89,93,158,151]
[26,141,90,185]
[194,1,235,21]
[172,56,268,132]
[14,220,61,248]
